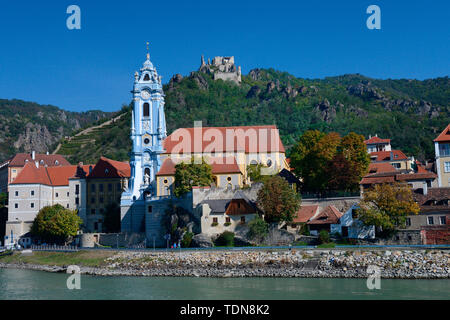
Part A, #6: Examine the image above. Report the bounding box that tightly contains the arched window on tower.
[145,168,150,177]
[143,103,150,117]
[144,74,150,81]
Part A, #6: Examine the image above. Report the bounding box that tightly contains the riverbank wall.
[1,249,449,279]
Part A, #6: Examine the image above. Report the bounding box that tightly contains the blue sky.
[0,0,448,112]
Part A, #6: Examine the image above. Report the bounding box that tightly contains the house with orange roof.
[4,156,130,245]
[0,151,70,193]
[434,123,450,187]
[364,135,391,153]
[364,135,414,171]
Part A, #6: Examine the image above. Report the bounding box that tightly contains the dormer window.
[105,168,109,174]
[143,103,150,117]
[55,160,59,165]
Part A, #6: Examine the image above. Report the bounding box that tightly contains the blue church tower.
[120,48,167,233]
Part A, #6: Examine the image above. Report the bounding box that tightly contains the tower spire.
[146,41,150,60]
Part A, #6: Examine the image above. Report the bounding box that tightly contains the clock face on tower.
[141,90,150,100]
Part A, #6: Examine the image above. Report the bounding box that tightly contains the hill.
[0,99,114,162]
[55,69,449,163]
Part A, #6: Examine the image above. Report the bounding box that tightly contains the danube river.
[0,269,448,300]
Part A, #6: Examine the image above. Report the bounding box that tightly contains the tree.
[173,157,214,197]
[246,164,272,184]
[356,183,420,237]
[257,175,301,223]
[338,132,370,190]
[290,130,341,193]
[103,203,121,233]
[31,204,82,244]
[247,216,269,243]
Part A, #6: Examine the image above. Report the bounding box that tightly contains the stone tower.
[120,49,167,233]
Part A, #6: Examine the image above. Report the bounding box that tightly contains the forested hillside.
[0,99,113,162]
[25,69,450,164]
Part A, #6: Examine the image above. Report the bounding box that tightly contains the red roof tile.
[369,150,408,161]
[360,176,396,185]
[88,157,130,178]
[434,124,450,142]
[156,157,242,176]
[163,125,285,154]
[293,205,319,223]
[11,163,89,186]
[368,162,397,174]
[364,136,391,145]
[8,153,70,167]
[307,206,343,225]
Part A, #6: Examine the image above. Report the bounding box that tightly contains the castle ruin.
[199,55,242,84]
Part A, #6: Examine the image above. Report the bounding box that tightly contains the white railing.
[30,244,79,252]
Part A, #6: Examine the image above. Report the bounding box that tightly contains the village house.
[364,135,414,170]
[434,124,450,187]
[0,151,70,193]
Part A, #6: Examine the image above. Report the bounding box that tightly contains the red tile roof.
[156,157,242,176]
[293,205,319,223]
[11,163,89,186]
[434,124,450,142]
[369,150,408,161]
[307,206,343,225]
[88,157,130,178]
[368,162,397,174]
[163,125,285,154]
[364,136,391,145]
[360,176,396,185]
[8,153,70,167]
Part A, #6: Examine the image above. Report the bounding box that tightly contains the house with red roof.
[364,135,391,153]
[152,125,290,196]
[364,135,414,171]
[4,156,130,245]
[0,151,70,193]
[434,123,450,187]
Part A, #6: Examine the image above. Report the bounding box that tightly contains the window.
[108,184,112,192]
[15,191,18,197]
[267,159,273,167]
[100,208,104,214]
[75,197,79,205]
[213,217,218,224]
[67,204,69,208]
[99,184,104,192]
[55,193,59,198]
[145,168,150,178]
[226,217,231,223]
[144,74,150,81]
[405,218,411,226]
[445,162,450,173]
[428,217,434,225]
[240,216,246,224]
[227,176,232,182]
[439,143,450,157]
[91,197,95,204]
[67,192,69,197]
[75,184,80,195]
[31,203,34,208]
[31,190,34,196]
[143,103,150,117]
[99,197,104,203]
[91,209,96,215]
[91,184,96,192]
[144,138,150,145]
[393,163,401,169]
[440,216,446,225]
[163,179,168,184]
[14,203,18,209]
[148,206,152,213]
[117,183,121,191]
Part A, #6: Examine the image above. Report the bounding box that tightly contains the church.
[120,50,290,243]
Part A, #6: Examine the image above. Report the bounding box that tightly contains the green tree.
[257,175,301,223]
[215,231,235,247]
[290,130,341,193]
[356,182,420,237]
[31,204,82,244]
[247,216,269,243]
[173,157,214,197]
[103,203,121,233]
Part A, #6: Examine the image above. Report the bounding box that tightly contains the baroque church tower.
[120,48,167,233]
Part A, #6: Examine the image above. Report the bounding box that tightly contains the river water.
[0,269,448,300]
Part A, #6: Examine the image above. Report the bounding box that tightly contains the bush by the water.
[319,230,330,244]
[215,231,235,247]
[247,216,269,242]
[181,232,194,248]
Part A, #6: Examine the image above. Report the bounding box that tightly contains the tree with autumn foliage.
[257,175,301,223]
[173,157,214,197]
[356,182,420,237]
[291,130,370,193]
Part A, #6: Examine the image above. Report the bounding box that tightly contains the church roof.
[156,157,241,176]
[163,125,285,154]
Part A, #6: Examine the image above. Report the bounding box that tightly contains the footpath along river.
[0,268,449,300]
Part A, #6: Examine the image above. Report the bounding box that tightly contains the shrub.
[215,231,235,247]
[318,230,330,244]
[247,216,269,242]
[181,232,194,248]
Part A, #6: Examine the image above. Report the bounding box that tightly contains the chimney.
[31,151,36,160]
[390,151,394,161]
[35,161,39,168]
[423,182,428,195]
[46,151,49,155]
